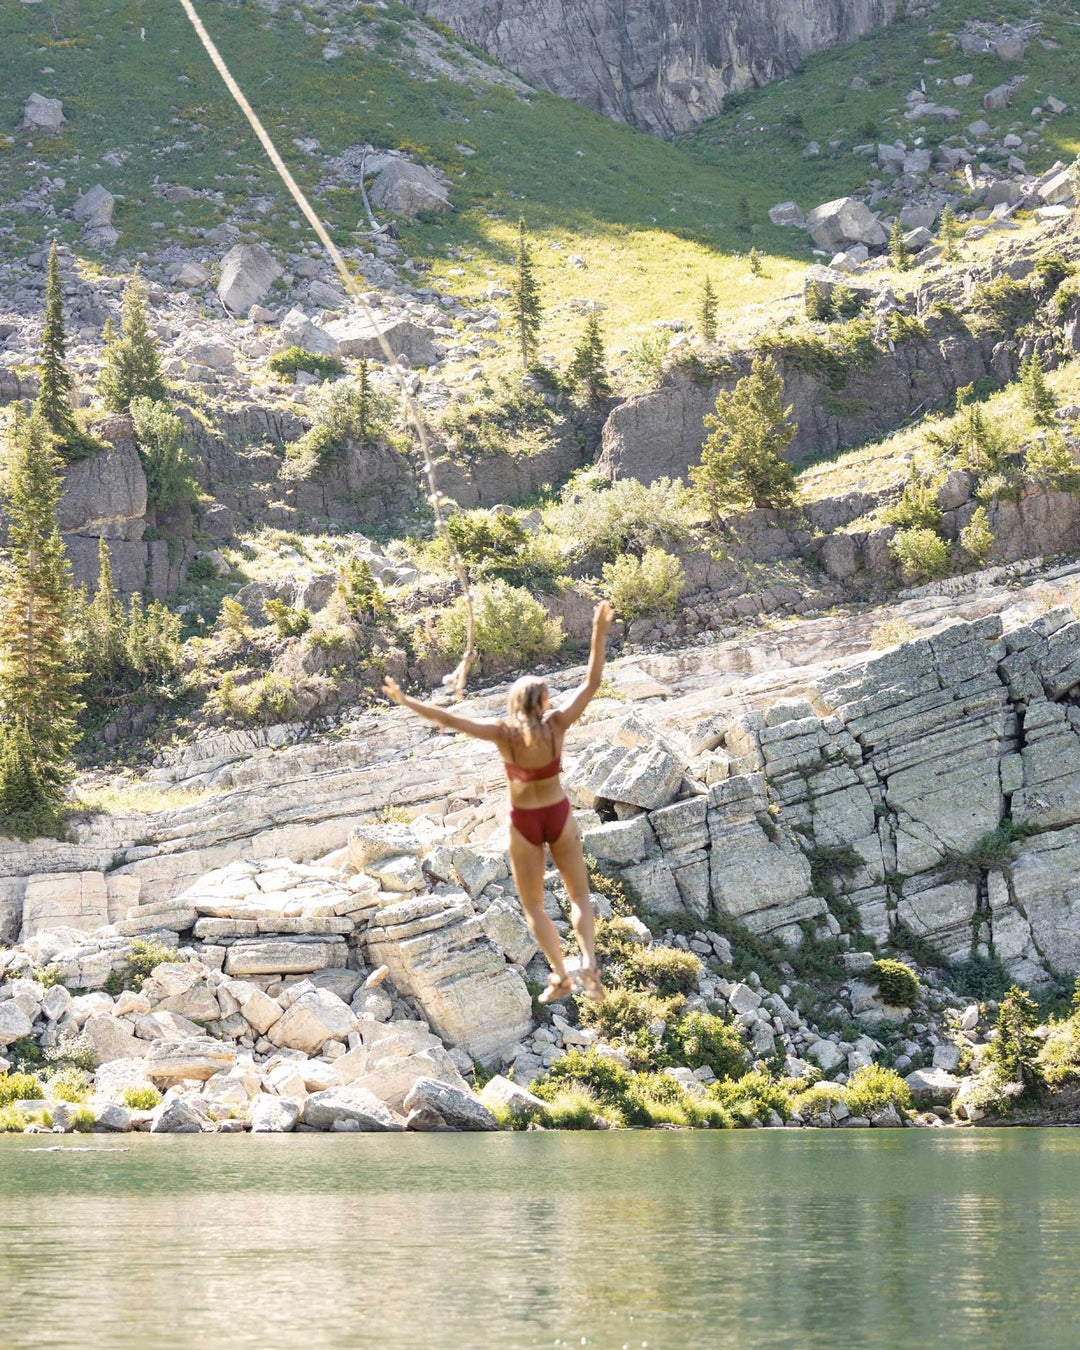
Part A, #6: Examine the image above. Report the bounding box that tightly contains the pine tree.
[89,537,124,682]
[34,239,83,462]
[356,358,374,442]
[129,396,197,512]
[805,279,833,322]
[569,314,612,403]
[0,411,83,804]
[99,276,168,413]
[690,355,797,522]
[939,203,960,262]
[0,724,50,820]
[699,275,718,344]
[509,216,542,370]
[1019,353,1058,427]
[987,985,1042,1090]
[888,218,911,271]
[737,194,752,235]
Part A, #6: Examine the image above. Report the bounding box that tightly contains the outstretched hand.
[594,601,615,630]
[382,675,406,705]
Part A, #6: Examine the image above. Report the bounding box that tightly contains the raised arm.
[382,676,506,743]
[551,601,615,730]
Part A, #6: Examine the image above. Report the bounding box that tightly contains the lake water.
[1,1129,1078,1350]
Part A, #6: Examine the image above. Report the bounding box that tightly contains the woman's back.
[501,715,565,805]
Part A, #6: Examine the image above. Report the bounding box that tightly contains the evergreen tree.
[939,203,960,262]
[987,985,1042,1091]
[1019,353,1058,427]
[0,723,50,820]
[90,537,124,680]
[34,240,84,462]
[509,216,542,370]
[699,276,718,344]
[99,276,168,413]
[805,278,833,322]
[0,411,82,804]
[690,355,797,522]
[129,397,197,512]
[888,218,910,271]
[569,315,612,403]
[737,194,752,235]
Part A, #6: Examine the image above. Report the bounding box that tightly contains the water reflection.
[1,1130,1078,1350]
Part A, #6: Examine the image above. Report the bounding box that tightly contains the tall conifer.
[99,276,168,412]
[34,239,83,462]
[0,411,82,802]
[510,217,542,370]
[569,314,612,403]
[699,275,718,344]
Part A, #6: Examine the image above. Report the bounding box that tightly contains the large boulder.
[479,1074,546,1119]
[403,1077,498,1131]
[250,1094,301,1133]
[267,988,356,1054]
[805,197,887,251]
[0,1000,33,1048]
[149,1095,204,1134]
[19,93,65,135]
[82,1013,147,1067]
[272,308,340,358]
[144,1037,236,1083]
[20,871,111,939]
[768,201,805,229]
[366,158,450,216]
[326,313,438,367]
[217,243,283,317]
[73,184,115,229]
[300,1084,405,1131]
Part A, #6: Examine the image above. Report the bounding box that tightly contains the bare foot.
[538,971,574,1005]
[577,966,606,1002]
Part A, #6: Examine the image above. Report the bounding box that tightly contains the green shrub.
[665,1012,747,1081]
[129,398,199,513]
[267,346,344,380]
[870,616,919,649]
[430,511,564,591]
[870,958,920,1009]
[123,1085,163,1110]
[1025,432,1080,492]
[881,470,943,531]
[0,1072,44,1106]
[889,526,950,583]
[709,1070,794,1123]
[263,598,311,638]
[547,474,695,563]
[602,547,685,622]
[439,377,559,458]
[626,331,670,388]
[0,1104,32,1133]
[186,556,220,582]
[534,1049,729,1129]
[284,368,396,478]
[211,671,301,726]
[959,505,994,564]
[843,1064,912,1118]
[535,1084,609,1129]
[793,1081,848,1118]
[104,938,176,996]
[972,275,1038,330]
[620,946,702,998]
[578,987,683,1044]
[432,579,564,665]
[45,1066,91,1103]
[70,1106,96,1133]
[805,279,833,322]
[336,556,388,621]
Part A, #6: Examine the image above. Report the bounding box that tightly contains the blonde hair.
[506,675,549,748]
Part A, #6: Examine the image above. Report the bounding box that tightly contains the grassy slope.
[0,0,801,364]
[683,0,1080,220]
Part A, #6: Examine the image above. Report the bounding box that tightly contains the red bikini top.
[503,756,562,783]
[502,723,562,782]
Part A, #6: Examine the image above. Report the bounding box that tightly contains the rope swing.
[176,0,477,697]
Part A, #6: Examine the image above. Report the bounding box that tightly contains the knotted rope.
[176,0,476,696]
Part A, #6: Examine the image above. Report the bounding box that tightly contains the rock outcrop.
[405,0,899,136]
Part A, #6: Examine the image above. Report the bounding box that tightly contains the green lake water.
[2,1129,1079,1350]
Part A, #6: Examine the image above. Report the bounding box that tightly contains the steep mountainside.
[405,0,899,135]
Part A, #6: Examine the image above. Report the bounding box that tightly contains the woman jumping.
[382,601,615,1005]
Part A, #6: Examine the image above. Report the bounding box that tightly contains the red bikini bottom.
[510,796,572,848]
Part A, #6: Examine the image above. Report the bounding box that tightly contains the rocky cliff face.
[405,0,898,135]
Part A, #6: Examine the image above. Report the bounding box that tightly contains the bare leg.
[508,824,567,977]
[548,813,596,970]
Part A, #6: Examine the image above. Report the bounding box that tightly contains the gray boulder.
[0,1000,33,1047]
[20,93,65,135]
[479,1074,546,1119]
[805,197,887,251]
[768,201,805,228]
[250,1093,301,1133]
[217,243,283,316]
[983,83,1014,111]
[73,185,115,229]
[273,307,340,358]
[905,1066,960,1104]
[300,1083,405,1131]
[326,314,438,367]
[59,441,147,541]
[403,1077,499,1131]
[149,1095,204,1134]
[367,158,450,216]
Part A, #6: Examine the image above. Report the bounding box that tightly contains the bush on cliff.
[427,510,564,592]
[602,547,685,621]
[99,277,168,413]
[547,473,695,563]
[843,1064,911,1118]
[889,526,949,583]
[691,355,797,522]
[129,397,199,513]
[534,1048,732,1129]
[267,346,344,381]
[283,366,396,478]
[709,1069,794,1123]
[870,958,920,1009]
[666,1011,747,1081]
[433,579,563,666]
